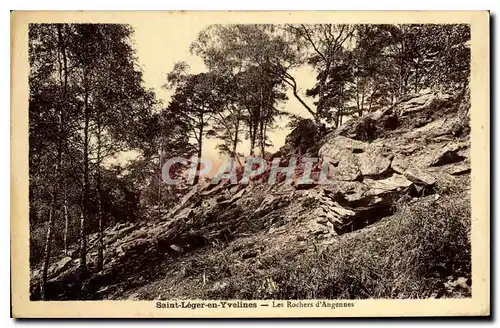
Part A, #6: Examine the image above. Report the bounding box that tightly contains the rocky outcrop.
[320,136,393,179]
[31,92,471,301]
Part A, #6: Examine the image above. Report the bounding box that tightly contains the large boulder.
[319,136,393,179]
[399,93,437,116]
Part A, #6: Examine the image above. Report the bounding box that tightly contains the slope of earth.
[31,92,472,300]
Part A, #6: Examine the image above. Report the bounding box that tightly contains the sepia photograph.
[10,11,490,318]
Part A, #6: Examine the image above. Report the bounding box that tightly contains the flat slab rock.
[391,155,437,186]
[363,174,413,197]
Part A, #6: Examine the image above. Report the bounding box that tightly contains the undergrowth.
[197,193,471,299]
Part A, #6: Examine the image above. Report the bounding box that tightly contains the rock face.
[31,92,471,300]
[320,136,393,179]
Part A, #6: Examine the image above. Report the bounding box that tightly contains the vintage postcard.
[11,11,490,318]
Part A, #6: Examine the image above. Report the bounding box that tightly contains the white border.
[4,2,497,327]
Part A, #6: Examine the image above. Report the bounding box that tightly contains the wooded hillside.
[29,23,471,300]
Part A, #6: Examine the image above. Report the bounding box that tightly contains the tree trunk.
[317,59,331,121]
[356,78,361,116]
[232,123,239,158]
[41,209,54,300]
[282,73,317,123]
[338,87,344,126]
[360,85,365,116]
[292,88,318,124]
[249,135,255,156]
[96,187,104,272]
[368,87,377,112]
[63,198,69,255]
[198,127,203,161]
[261,122,268,157]
[232,113,241,167]
[158,143,162,217]
[258,86,264,156]
[157,108,164,216]
[80,75,90,273]
[78,211,86,271]
[193,117,203,185]
[96,120,104,273]
[249,124,257,156]
[41,116,62,300]
[42,24,66,299]
[259,120,265,156]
